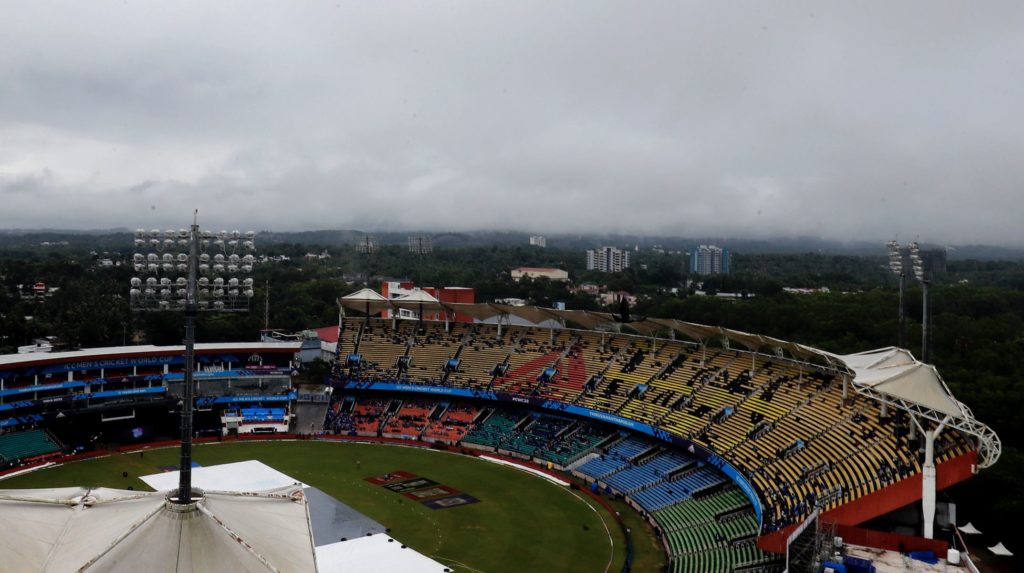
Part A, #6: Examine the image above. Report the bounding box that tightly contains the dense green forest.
[1,245,1022,543]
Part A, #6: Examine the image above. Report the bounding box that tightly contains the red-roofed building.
[314,325,339,344]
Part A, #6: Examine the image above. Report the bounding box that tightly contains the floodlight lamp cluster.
[886,240,903,275]
[907,242,924,281]
[129,228,256,312]
[886,240,924,281]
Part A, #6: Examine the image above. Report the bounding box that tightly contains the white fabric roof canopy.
[390,289,444,313]
[339,288,392,316]
[0,486,318,573]
[835,347,969,420]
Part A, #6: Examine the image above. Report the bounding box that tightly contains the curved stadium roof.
[338,295,1001,467]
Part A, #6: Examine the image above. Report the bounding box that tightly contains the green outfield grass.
[0,441,666,572]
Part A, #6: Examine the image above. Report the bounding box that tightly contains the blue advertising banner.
[0,380,87,398]
[162,368,292,381]
[210,392,296,404]
[82,387,167,399]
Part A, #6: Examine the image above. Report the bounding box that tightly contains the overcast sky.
[1,2,1022,245]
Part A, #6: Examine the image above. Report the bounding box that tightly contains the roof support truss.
[854,386,1001,468]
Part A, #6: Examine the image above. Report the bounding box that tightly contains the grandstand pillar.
[880,402,888,418]
[919,415,951,539]
[922,279,931,364]
[179,310,197,504]
[176,220,202,506]
[842,376,849,400]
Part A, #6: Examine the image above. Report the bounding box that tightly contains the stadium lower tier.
[323,391,786,571]
[331,318,978,540]
[0,428,62,465]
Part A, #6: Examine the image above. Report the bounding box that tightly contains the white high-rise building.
[690,245,730,275]
[529,235,547,248]
[586,246,631,273]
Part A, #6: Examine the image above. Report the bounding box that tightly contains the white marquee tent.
[0,485,318,573]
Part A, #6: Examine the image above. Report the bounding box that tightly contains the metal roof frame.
[335,290,1002,468]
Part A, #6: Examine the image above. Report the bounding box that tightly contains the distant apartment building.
[690,245,730,275]
[586,247,631,273]
[529,235,547,248]
[919,249,947,276]
[510,267,568,282]
[902,248,947,277]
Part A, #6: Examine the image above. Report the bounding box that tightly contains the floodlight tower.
[886,240,906,348]
[887,240,930,361]
[355,235,378,255]
[885,241,943,538]
[129,213,255,504]
[355,235,379,287]
[908,242,930,363]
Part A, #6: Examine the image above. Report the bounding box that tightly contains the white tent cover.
[142,461,449,573]
[988,542,1014,556]
[140,459,305,491]
[315,534,450,573]
[0,485,317,573]
[957,522,982,535]
[390,289,444,311]
[339,288,392,316]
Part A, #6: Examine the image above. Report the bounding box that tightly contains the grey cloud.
[1,1,1022,246]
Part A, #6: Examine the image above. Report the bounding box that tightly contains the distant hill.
[0,228,1021,260]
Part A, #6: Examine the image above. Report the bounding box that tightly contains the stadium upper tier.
[331,316,996,534]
